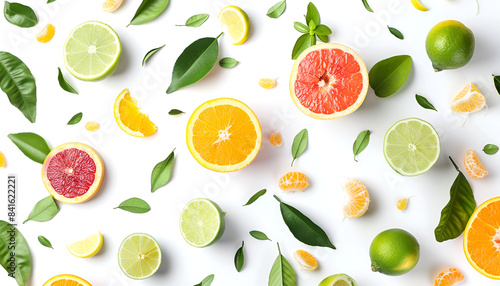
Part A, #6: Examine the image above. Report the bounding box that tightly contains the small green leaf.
[4,1,38,28]
[291,33,316,60]
[151,149,175,192]
[308,20,317,32]
[388,26,404,39]
[362,0,374,12]
[57,68,78,94]
[0,221,31,286]
[314,24,332,35]
[8,132,51,164]
[219,57,238,69]
[268,243,296,286]
[168,109,184,115]
[317,34,328,43]
[353,130,370,162]
[177,13,209,27]
[483,144,499,155]
[250,230,271,241]
[305,2,319,26]
[194,274,214,286]
[142,44,165,66]
[293,22,309,33]
[415,94,437,111]
[243,189,266,206]
[24,196,59,224]
[234,241,245,272]
[67,112,83,125]
[291,129,308,166]
[47,0,56,3]
[114,198,151,213]
[38,235,53,249]
[493,75,500,96]
[369,55,412,98]
[128,0,170,26]
[267,0,286,18]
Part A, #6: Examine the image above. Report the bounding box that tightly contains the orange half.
[43,274,92,286]
[113,89,157,137]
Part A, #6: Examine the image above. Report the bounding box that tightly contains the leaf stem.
[448,156,459,172]
[216,32,223,39]
[273,195,282,203]
[276,242,281,254]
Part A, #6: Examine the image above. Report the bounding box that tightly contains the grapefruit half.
[290,43,369,120]
[42,143,104,204]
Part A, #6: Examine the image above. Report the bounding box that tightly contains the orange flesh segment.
[434,268,464,286]
[278,172,308,192]
[191,104,257,166]
[269,131,283,146]
[464,150,488,179]
[342,179,370,218]
[294,48,364,115]
[118,93,156,136]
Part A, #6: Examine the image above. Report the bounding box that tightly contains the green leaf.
[415,94,437,111]
[234,241,244,272]
[291,33,315,60]
[483,144,499,155]
[166,35,220,94]
[291,128,308,166]
[23,196,59,224]
[369,55,412,98]
[67,112,83,125]
[57,67,78,94]
[434,157,476,242]
[0,51,37,123]
[250,230,271,241]
[168,109,184,115]
[267,0,286,19]
[0,221,31,286]
[305,2,319,26]
[353,130,370,162]
[317,34,328,43]
[293,22,309,33]
[219,57,238,69]
[388,26,404,39]
[314,24,332,35]
[128,0,170,26]
[47,0,56,3]
[194,274,214,286]
[37,235,53,249]
[274,195,335,249]
[268,243,296,286]
[493,75,500,96]
[308,20,317,32]
[177,13,209,27]
[8,132,50,164]
[4,1,38,28]
[362,0,374,12]
[151,149,175,192]
[142,44,165,66]
[243,189,266,206]
[114,198,151,213]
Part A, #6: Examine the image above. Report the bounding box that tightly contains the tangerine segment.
[37,24,55,43]
[451,83,486,114]
[42,143,104,204]
[342,178,370,218]
[463,197,500,279]
[0,151,5,167]
[259,78,276,89]
[293,250,318,271]
[290,43,369,120]
[464,150,487,179]
[269,131,283,146]
[187,98,262,172]
[278,172,308,192]
[102,0,123,12]
[434,268,464,286]
[114,89,157,137]
[43,274,92,286]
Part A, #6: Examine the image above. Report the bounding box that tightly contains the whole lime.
[318,273,357,286]
[369,228,420,276]
[425,20,475,72]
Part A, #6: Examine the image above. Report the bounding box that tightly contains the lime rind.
[118,233,162,280]
[383,118,440,176]
[179,198,225,248]
[318,273,358,286]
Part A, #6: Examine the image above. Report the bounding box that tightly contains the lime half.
[318,273,358,286]
[63,21,121,81]
[118,233,161,280]
[180,198,225,247]
[383,118,440,176]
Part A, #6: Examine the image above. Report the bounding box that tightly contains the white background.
[1,0,500,285]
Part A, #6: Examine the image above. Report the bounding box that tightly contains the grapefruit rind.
[289,43,369,120]
[43,274,92,286]
[42,143,104,204]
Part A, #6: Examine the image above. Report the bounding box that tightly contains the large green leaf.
[369,55,412,98]
[268,243,295,286]
[3,1,38,28]
[128,0,170,26]
[0,52,36,122]
[0,220,31,286]
[8,132,50,164]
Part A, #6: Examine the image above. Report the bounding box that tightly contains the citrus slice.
[118,233,162,279]
[67,231,103,258]
[278,172,309,192]
[42,143,104,204]
[342,178,370,218]
[259,78,276,89]
[269,130,283,146]
[186,98,262,172]
[43,274,92,286]
[464,150,487,179]
[180,198,225,247]
[318,274,358,286]
[434,267,464,286]
[383,118,440,176]
[396,196,414,211]
[0,151,5,167]
[411,0,429,11]
[102,0,123,12]
[84,121,100,132]
[114,89,157,137]
[451,83,486,114]
[293,250,318,271]
[219,6,250,45]
[63,21,121,81]
[290,43,369,120]
[463,196,500,279]
[37,24,55,43]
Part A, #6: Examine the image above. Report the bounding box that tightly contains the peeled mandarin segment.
[259,78,276,89]
[269,131,283,146]
[102,0,123,12]
[36,24,55,43]
[342,178,370,218]
[0,151,5,167]
[397,198,409,210]
[434,268,464,286]
[278,172,309,192]
[293,250,318,271]
[464,150,488,179]
[85,121,100,132]
[451,83,486,114]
